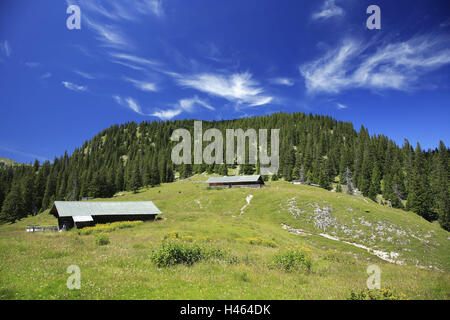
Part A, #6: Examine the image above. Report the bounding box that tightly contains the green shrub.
[151,241,204,267]
[96,234,110,246]
[151,241,230,267]
[272,250,312,272]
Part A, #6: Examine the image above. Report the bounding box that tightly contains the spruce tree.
[436,141,450,230]
[368,165,381,201]
[406,143,433,221]
[0,182,24,223]
[130,165,142,193]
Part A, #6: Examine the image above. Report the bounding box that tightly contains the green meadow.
[0,175,449,300]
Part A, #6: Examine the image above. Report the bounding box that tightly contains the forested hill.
[0,112,449,230]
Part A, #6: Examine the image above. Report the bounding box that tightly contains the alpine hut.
[50,201,162,230]
[204,175,265,189]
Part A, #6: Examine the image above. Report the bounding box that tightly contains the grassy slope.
[0,175,449,300]
[0,157,18,166]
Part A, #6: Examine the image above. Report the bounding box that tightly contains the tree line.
[0,112,448,231]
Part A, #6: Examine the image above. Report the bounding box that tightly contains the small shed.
[50,201,162,230]
[204,175,264,189]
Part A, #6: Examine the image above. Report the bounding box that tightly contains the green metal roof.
[205,175,263,184]
[51,201,162,218]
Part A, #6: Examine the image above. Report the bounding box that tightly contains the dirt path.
[281,223,404,265]
[240,195,253,216]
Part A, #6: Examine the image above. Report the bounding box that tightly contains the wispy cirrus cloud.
[66,0,164,50]
[177,72,273,107]
[85,17,132,49]
[151,108,182,120]
[269,77,295,86]
[300,34,450,94]
[113,96,143,114]
[72,0,163,21]
[179,96,215,112]
[312,0,344,20]
[110,52,160,68]
[62,81,88,92]
[112,94,211,120]
[0,40,11,57]
[124,77,158,92]
[75,70,96,80]
[336,102,348,110]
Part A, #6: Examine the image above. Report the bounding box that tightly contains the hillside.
[0,175,448,300]
[1,113,449,231]
[0,157,19,166]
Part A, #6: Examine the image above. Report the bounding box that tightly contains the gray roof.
[205,175,263,184]
[51,201,162,218]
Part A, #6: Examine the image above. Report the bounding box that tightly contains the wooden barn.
[204,175,265,189]
[50,201,162,230]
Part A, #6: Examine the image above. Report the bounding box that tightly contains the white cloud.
[177,72,273,107]
[113,95,143,114]
[72,0,163,21]
[312,0,344,20]
[0,40,11,57]
[75,70,95,79]
[140,0,163,18]
[124,77,158,92]
[336,103,347,110]
[109,53,160,72]
[300,35,450,94]
[85,17,132,49]
[113,95,183,120]
[179,96,215,112]
[269,77,295,86]
[62,81,87,92]
[151,108,182,120]
[110,60,146,71]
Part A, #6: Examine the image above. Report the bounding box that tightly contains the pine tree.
[368,165,381,201]
[22,171,35,215]
[318,158,331,190]
[0,182,24,223]
[130,165,142,193]
[406,143,433,221]
[150,159,160,187]
[42,170,57,209]
[435,141,450,230]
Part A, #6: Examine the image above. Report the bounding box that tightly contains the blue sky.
[0,0,449,163]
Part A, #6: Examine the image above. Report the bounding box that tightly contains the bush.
[272,250,312,272]
[151,240,230,267]
[151,241,204,267]
[96,234,110,246]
